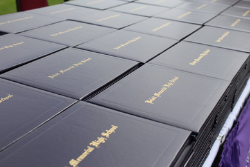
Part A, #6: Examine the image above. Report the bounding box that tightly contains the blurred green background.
[0,0,66,15]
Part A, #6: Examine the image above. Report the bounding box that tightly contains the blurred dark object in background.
[16,0,48,11]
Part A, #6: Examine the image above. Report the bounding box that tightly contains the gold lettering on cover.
[0,16,33,25]
[130,6,147,12]
[50,26,83,36]
[152,22,171,32]
[68,125,118,167]
[0,42,24,51]
[145,77,179,104]
[89,137,107,148]
[189,49,210,65]
[101,125,118,138]
[178,12,192,18]
[197,4,207,10]
[50,8,76,14]
[0,94,13,104]
[243,10,250,17]
[231,19,241,27]
[113,36,141,50]
[87,0,105,5]
[69,146,94,167]
[48,58,92,79]
[216,31,230,43]
[155,0,166,4]
[97,14,120,22]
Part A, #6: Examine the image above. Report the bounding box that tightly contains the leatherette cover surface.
[136,0,186,8]
[0,79,75,151]
[222,7,250,19]
[89,64,230,132]
[234,1,250,9]
[20,21,116,46]
[185,26,250,53]
[72,10,146,29]
[77,30,177,63]
[0,34,66,73]
[1,48,138,100]
[120,0,135,1]
[27,4,99,20]
[110,3,169,17]
[177,2,229,14]
[206,15,250,33]
[193,0,238,6]
[0,12,63,33]
[0,102,191,167]
[154,8,217,25]
[125,18,201,40]
[65,0,127,10]
[149,41,249,81]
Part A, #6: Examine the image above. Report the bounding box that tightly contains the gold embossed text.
[145,77,179,104]
[68,125,118,167]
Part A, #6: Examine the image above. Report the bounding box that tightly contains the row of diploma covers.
[0,0,250,166]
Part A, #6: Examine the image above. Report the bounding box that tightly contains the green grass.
[0,0,17,15]
[0,0,66,15]
[48,0,65,6]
